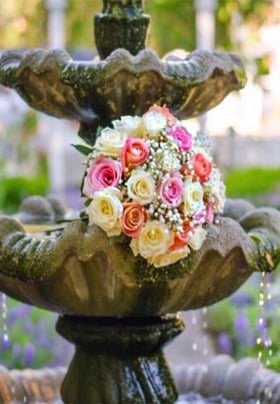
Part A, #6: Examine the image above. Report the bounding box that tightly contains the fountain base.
[56,314,184,403]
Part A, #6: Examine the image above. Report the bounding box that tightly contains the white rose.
[126,170,156,205]
[87,188,123,236]
[183,181,204,215]
[153,246,190,268]
[189,226,207,250]
[113,116,143,137]
[142,110,166,137]
[94,127,127,157]
[130,221,173,262]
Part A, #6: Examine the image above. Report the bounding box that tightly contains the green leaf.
[71,143,93,156]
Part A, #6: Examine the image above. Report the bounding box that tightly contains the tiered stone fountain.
[0,1,280,403]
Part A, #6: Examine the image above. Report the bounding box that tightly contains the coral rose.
[83,156,121,197]
[191,152,212,182]
[169,220,193,251]
[121,137,149,171]
[121,202,147,237]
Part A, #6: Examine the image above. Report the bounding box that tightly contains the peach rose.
[121,137,149,171]
[191,152,212,182]
[121,202,147,237]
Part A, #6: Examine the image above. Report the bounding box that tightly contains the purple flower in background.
[231,291,253,307]
[23,342,35,367]
[217,332,233,354]
[234,309,250,344]
[12,343,20,360]
[1,334,9,351]
[257,317,267,334]
[8,304,32,326]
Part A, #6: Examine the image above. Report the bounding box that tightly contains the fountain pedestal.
[56,315,184,403]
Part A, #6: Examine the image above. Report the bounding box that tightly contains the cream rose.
[153,245,190,268]
[87,188,123,236]
[189,226,207,250]
[126,170,156,205]
[183,182,204,215]
[130,221,173,262]
[142,110,166,137]
[113,116,143,137]
[94,127,127,157]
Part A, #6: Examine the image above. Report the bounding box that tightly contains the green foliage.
[216,0,268,50]
[0,0,268,57]
[225,167,280,197]
[146,0,195,55]
[0,175,49,214]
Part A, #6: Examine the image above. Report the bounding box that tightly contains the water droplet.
[191,312,197,325]
[192,342,198,351]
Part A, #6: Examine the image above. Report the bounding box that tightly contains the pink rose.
[121,202,147,237]
[191,153,212,182]
[82,156,121,197]
[159,173,183,207]
[169,125,192,151]
[121,137,149,171]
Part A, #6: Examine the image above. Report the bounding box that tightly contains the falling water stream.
[0,292,9,351]
[256,271,274,402]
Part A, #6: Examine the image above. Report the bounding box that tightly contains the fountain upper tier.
[0,48,246,144]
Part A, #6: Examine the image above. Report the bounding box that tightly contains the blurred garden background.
[0,0,280,373]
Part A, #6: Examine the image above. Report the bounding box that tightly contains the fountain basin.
[1,197,279,317]
[1,355,280,403]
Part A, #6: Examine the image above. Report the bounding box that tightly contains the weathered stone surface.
[223,198,255,221]
[173,355,280,403]
[0,196,279,317]
[0,48,246,144]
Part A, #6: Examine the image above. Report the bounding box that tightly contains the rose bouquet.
[81,105,225,268]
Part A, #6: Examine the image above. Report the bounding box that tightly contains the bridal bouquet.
[81,105,225,268]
